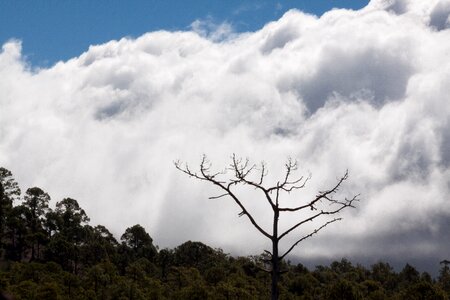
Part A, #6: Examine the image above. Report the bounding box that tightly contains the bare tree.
[175,154,359,300]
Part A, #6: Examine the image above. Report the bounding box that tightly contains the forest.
[0,166,449,299]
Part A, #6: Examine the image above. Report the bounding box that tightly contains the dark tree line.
[0,166,449,299]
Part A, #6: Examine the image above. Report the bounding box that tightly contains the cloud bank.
[1,0,449,270]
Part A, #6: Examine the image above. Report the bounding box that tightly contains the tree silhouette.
[23,187,51,261]
[0,167,21,252]
[175,154,358,300]
[121,224,157,261]
[54,198,90,243]
[439,260,450,294]
[45,198,90,273]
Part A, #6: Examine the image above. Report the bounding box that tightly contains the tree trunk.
[30,243,35,262]
[271,209,280,300]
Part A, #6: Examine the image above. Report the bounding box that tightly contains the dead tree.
[175,154,358,300]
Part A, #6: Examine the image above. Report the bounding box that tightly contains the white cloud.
[190,17,235,42]
[1,0,449,268]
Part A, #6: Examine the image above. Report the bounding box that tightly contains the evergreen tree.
[438,260,450,295]
[45,198,89,273]
[121,224,157,262]
[0,167,21,254]
[5,205,28,261]
[22,187,51,261]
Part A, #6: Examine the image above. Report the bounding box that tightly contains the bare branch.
[222,185,271,239]
[286,158,297,174]
[280,175,311,193]
[229,154,257,180]
[208,193,229,200]
[278,171,349,212]
[267,165,310,194]
[258,162,267,185]
[278,211,323,241]
[175,156,272,239]
[226,156,276,209]
[278,193,357,241]
[219,185,269,235]
[280,218,341,260]
[174,160,210,182]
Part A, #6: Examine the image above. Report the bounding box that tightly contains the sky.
[1,0,450,274]
[0,0,368,67]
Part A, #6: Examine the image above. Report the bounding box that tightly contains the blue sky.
[1,0,368,66]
